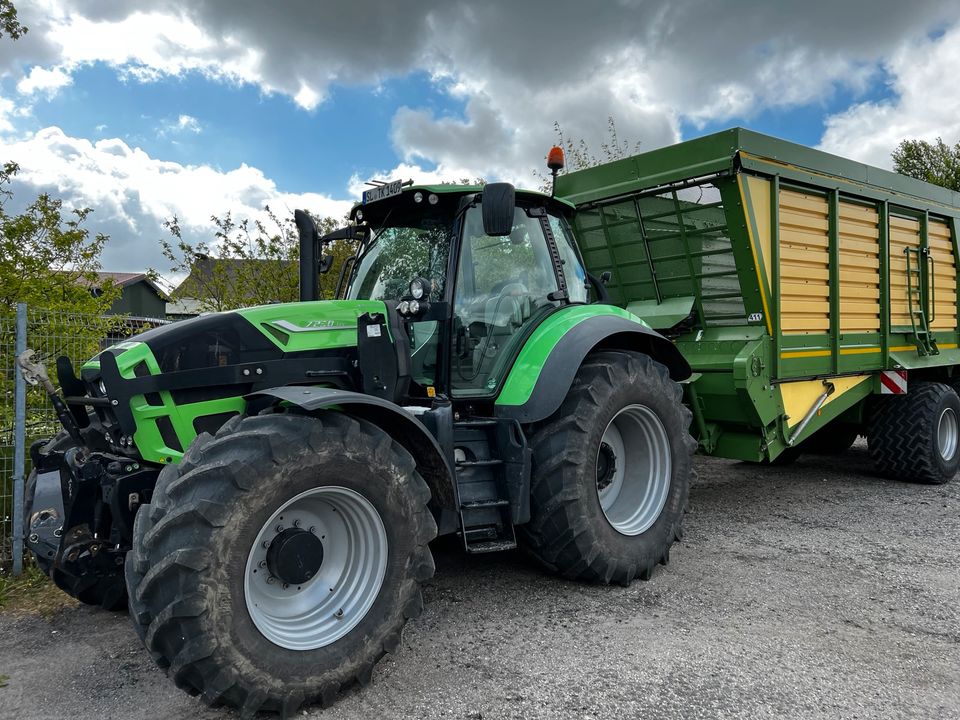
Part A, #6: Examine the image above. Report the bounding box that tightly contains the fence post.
[12,302,26,576]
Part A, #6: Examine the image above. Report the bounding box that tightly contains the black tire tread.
[868,381,958,484]
[520,351,696,585]
[125,411,436,717]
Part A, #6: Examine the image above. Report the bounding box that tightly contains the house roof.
[72,271,169,300]
[173,256,295,299]
[97,272,168,299]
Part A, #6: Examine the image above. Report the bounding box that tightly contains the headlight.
[398,300,411,315]
[408,299,420,315]
[410,278,426,300]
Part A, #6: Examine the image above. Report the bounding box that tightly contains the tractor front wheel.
[125,411,436,716]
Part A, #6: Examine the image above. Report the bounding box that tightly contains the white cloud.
[158,114,202,136]
[16,65,73,96]
[0,126,354,271]
[819,25,960,168]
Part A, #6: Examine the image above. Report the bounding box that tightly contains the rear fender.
[249,386,455,509]
[494,306,691,424]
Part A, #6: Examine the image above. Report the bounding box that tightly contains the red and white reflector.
[879,369,907,394]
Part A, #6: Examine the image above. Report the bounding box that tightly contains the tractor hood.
[83,300,389,376]
[77,300,389,464]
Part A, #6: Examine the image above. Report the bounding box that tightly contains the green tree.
[0,0,26,40]
[160,207,356,312]
[891,138,960,192]
[0,163,119,313]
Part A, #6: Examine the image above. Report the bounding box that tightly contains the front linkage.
[18,350,157,609]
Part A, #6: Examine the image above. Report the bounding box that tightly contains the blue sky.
[1,1,959,272]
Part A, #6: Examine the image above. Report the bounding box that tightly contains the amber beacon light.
[547,145,565,195]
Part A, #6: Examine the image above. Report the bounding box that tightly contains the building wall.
[107,282,166,318]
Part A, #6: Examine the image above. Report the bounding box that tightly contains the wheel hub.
[596,404,672,536]
[266,528,324,585]
[244,486,388,651]
[596,442,617,492]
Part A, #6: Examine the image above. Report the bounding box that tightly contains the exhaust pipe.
[295,209,319,302]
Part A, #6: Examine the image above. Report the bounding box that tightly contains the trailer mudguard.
[494,305,691,424]
[248,386,455,508]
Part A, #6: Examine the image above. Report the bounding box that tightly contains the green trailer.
[559,127,960,473]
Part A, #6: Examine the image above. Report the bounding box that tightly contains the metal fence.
[1,304,169,575]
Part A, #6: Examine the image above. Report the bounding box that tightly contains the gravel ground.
[2,441,959,720]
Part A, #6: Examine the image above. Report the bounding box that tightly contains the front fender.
[494,305,691,424]
[248,386,455,509]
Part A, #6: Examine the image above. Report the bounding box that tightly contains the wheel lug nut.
[308,526,316,534]
[282,583,289,590]
[258,560,266,568]
[334,608,343,618]
[293,519,301,528]
[262,540,270,549]
[275,524,283,533]
[266,576,275,584]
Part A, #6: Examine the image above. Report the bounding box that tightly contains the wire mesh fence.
[0,304,169,574]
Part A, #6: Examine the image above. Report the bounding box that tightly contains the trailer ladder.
[904,246,938,356]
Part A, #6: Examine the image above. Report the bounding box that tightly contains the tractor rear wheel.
[868,381,960,484]
[520,351,695,585]
[125,411,436,716]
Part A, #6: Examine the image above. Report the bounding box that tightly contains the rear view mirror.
[481,183,515,237]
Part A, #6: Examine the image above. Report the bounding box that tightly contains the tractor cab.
[309,182,590,400]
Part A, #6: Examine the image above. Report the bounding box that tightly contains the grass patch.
[0,562,78,617]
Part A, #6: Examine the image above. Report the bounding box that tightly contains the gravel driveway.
[2,441,959,720]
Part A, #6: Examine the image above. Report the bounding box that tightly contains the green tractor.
[20,174,694,714]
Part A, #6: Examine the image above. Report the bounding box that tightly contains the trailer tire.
[868,381,960,484]
[24,431,128,611]
[125,411,436,716]
[520,351,694,585]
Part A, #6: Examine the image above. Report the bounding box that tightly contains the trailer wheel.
[125,411,436,715]
[868,381,960,484]
[23,431,127,611]
[520,351,695,585]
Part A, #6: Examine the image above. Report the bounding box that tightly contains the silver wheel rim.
[937,407,958,462]
[596,404,672,536]
[244,486,388,650]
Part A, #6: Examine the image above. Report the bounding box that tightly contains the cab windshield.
[346,217,452,302]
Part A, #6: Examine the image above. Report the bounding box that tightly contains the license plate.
[362,180,403,204]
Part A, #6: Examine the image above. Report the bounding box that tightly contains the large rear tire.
[125,411,436,716]
[868,381,960,484]
[24,431,127,610]
[519,351,695,585]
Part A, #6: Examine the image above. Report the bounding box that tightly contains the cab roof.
[349,183,575,224]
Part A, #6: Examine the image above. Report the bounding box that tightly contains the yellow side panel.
[889,215,921,328]
[839,200,880,332]
[929,219,957,331]
[780,374,871,428]
[745,175,772,287]
[779,189,829,335]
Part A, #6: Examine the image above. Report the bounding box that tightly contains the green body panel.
[80,300,389,464]
[495,304,651,408]
[559,127,960,462]
[237,300,389,351]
